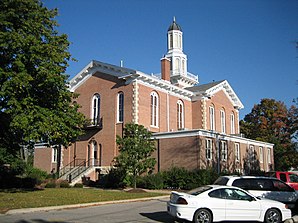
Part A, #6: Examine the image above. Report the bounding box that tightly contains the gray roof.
[168,19,182,31]
[186,80,225,93]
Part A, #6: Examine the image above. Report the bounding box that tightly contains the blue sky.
[43,0,298,119]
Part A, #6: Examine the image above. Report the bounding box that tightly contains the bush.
[73,183,83,188]
[45,181,56,188]
[59,181,70,188]
[24,165,48,185]
[138,173,164,189]
[163,166,189,189]
[100,168,128,188]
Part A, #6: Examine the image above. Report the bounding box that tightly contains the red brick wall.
[158,136,200,171]
[205,90,239,134]
[34,147,55,173]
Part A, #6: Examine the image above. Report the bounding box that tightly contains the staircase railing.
[58,159,85,179]
[59,158,100,183]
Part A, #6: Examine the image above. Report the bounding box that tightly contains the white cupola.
[164,17,198,88]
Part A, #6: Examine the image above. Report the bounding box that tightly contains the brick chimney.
[161,57,171,82]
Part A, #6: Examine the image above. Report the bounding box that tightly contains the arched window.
[117,92,124,123]
[220,109,226,133]
[235,143,240,162]
[209,105,215,131]
[177,100,184,129]
[181,60,185,74]
[150,92,159,127]
[175,58,180,73]
[92,94,100,125]
[230,112,235,134]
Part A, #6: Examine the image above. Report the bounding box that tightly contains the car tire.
[264,208,281,223]
[193,208,213,223]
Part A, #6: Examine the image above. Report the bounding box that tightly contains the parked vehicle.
[167,185,291,223]
[214,176,298,213]
[265,171,298,190]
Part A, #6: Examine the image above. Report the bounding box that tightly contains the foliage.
[115,123,156,189]
[137,172,164,190]
[240,98,298,170]
[99,167,128,188]
[59,180,70,188]
[24,165,48,185]
[45,181,56,188]
[0,0,86,169]
[135,167,219,190]
[73,183,83,188]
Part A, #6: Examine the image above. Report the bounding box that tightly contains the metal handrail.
[66,158,101,183]
[58,159,85,178]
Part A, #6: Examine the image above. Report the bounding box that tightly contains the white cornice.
[153,129,274,148]
[68,60,136,92]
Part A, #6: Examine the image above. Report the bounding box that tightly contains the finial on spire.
[173,16,176,22]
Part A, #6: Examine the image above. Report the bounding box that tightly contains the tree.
[115,123,156,189]
[0,0,85,170]
[240,98,298,170]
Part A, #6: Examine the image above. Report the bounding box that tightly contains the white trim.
[177,100,184,129]
[150,91,159,127]
[117,92,124,123]
[152,129,274,148]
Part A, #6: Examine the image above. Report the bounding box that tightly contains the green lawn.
[0,188,167,214]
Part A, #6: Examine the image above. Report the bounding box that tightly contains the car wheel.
[193,208,213,223]
[264,208,281,223]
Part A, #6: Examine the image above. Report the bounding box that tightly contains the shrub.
[73,183,83,188]
[163,166,189,189]
[45,181,56,188]
[139,173,164,189]
[59,181,70,188]
[24,165,48,185]
[100,168,128,188]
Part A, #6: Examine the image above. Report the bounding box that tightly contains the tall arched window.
[220,109,226,133]
[181,60,185,74]
[230,112,235,134]
[117,92,124,123]
[92,94,100,125]
[209,105,215,131]
[177,100,184,129]
[150,92,159,127]
[175,58,180,73]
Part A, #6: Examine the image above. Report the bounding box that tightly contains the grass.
[0,188,167,214]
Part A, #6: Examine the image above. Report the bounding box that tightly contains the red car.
[266,171,298,190]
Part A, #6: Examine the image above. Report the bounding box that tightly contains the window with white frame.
[220,109,226,133]
[52,147,58,163]
[235,143,240,162]
[117,92,124,123]
[231,113,235,134]
[267,148,271,164]
[259,147,263,163]
[150,92,159,127]
[92,94,100,125]
[250,145,256,161]
[221,141,227,161]
[209,105,215,131]
[177,100,184,129]
[206,139,213,160]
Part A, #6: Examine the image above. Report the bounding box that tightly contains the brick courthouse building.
[34,19,274,182]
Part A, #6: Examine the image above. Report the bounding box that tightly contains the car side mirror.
[248,197,256,202]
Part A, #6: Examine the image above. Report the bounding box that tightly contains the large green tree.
[0,0,85,168]
[240,98,298,170]
[115,123,156,189]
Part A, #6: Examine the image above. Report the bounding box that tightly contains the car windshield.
[187,186,212,196]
